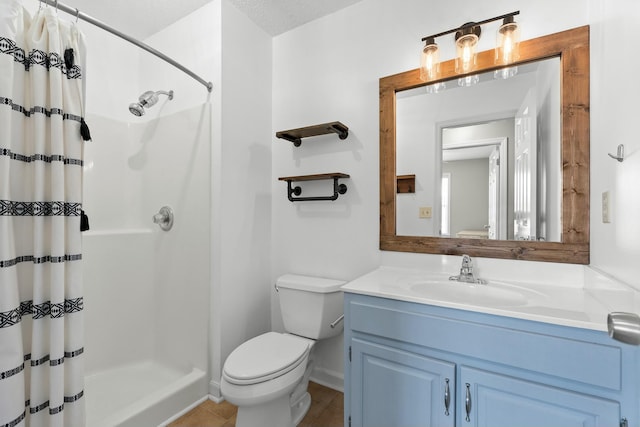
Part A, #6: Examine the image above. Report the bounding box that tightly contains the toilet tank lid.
[276,274,345,293]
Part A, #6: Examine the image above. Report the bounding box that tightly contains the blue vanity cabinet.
[344,293,640,427]
[461,367,619,426]
[350,338,455,427]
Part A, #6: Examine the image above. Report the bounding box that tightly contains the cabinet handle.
[465,383,472,422]
[444,378,451,416]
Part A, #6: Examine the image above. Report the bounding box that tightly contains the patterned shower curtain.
[0,1,86,426]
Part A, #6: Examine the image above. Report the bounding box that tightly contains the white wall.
[216,0,273,397]
[139,3,218,119]
[272,0,639,387]
[141,0,273,398]
[588,0,640,287]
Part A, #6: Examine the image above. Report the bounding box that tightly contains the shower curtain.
[1,2,86,426]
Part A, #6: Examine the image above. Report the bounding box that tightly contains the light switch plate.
[419,207,432,218]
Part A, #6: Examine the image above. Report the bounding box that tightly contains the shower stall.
[52,1,214,424]
[81,102,211,426]
[5,0,270,424]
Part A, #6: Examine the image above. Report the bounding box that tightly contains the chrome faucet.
[449,254,486,284]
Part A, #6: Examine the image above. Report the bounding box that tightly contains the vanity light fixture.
[495,15,521,66]
[455,23,481,75]
[420,37,440,81]
[419,11,520,83]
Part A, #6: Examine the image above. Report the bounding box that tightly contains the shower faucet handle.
[153,206,174,231]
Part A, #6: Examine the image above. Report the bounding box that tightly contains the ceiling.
[54,0,364,40]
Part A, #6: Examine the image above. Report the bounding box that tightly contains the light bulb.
[455,32,479,74]
[420,38,440,81]
[495,18,520,65]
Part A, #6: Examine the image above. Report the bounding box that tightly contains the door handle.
[444,378,451,416]
[465,383,472,422]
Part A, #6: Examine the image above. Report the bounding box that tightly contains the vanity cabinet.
[350,339,455,427]
[461,367,619,426]
[344,293,639,427]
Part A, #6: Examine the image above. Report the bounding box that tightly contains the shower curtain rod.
[38,0,213,92]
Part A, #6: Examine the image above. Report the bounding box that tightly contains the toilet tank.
[276,274,345,340]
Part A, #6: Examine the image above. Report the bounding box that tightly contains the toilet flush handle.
[330,314,344,329]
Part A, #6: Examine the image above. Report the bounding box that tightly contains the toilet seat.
[223,332,311,385]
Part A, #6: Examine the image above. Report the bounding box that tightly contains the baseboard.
[310,366,344,393]
[209,379,223,402]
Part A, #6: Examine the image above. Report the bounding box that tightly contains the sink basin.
[404,278,546,308]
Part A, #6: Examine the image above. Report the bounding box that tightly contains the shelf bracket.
[277,133,303,147]
[328,122,349,140]
[279,173,350,202]
[286,178,347,202]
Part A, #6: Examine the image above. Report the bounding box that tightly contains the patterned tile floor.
[168,381,344,427]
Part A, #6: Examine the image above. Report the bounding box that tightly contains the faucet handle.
[461,254,472,267]
[152,206,174,231]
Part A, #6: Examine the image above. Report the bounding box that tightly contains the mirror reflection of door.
[488,146,500,239]
[441,123,511,240]
[514,89,537,240]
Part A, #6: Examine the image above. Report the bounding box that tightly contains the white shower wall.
[130,0,273,400]
[81,105,211,424]
[77,0,216,379]
[83,105,211,375]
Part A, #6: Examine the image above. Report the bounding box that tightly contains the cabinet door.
[350,338,455,427]
[460,366,620,427]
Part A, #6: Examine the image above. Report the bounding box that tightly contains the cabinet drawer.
[348,297,622,391]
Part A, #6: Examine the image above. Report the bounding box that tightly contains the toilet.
[221,274,345,427]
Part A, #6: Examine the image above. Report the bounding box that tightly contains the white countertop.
[341,266,640,332]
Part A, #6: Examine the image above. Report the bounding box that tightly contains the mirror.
[380,26,590,264]
[396,58,561,242]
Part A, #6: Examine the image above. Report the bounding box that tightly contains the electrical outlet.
[419,207,432,218]
[602,191,611,223]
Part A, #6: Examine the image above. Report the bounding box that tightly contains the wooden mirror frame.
[380,26,590,264]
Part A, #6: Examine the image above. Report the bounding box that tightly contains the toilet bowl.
[220,274,345,427]
[221,332,314,426]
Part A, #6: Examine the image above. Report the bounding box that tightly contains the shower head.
[128,90,174,116]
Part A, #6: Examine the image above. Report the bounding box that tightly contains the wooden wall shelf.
[397,175,416,193]
[276,122,349,147]
[278,173,350,202]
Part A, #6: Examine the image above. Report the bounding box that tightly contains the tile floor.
[168,381,344,427]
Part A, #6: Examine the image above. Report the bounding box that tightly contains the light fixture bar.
[421,11,519,42]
